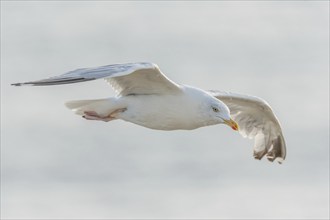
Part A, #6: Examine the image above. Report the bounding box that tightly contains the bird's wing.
[12,62,182,96]
[208,90,286,164]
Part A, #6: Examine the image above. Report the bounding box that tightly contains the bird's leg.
[83,108,126,122]
[82,111,106,121]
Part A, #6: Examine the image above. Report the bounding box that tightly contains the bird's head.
[206,98,239,131]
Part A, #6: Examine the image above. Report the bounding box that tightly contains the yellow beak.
[224,118,239,131]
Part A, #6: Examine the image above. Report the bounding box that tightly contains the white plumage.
[208,91,286,163]
[12,62,286,163]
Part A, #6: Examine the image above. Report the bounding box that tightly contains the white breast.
[117,93,205,130]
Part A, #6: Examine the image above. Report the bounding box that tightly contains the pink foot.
[83,111,115,122]
[82,108,126,122]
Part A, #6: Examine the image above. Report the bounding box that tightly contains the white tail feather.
[65,98,118,117]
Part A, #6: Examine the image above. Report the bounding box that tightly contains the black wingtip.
[11,77,96,87]
[11,82,35,86]
[11,83,24,86]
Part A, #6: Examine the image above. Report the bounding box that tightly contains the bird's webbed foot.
[83,108,126,122]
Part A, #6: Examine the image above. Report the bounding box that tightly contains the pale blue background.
[1,1,329,219]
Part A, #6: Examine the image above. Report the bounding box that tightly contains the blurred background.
[1,1,329,219]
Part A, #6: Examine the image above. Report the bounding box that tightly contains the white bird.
[12,62,286,163]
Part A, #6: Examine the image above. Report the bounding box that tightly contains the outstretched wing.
[209,90,286,164]
[12,62,182,96]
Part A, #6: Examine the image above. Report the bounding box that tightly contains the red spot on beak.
[224,118,239,131]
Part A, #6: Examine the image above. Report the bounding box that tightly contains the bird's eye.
[212,107,219,112]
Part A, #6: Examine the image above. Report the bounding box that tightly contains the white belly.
[117,94,204,130]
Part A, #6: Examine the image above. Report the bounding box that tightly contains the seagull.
[12,62,286,163]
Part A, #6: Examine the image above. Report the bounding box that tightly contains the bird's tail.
[65,98,117,117]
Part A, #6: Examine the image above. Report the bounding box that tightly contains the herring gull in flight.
[12,62,286,163]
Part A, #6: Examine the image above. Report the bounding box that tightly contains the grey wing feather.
[209,90,286,164]
[11,62,181,96]
[11,62,153,86]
